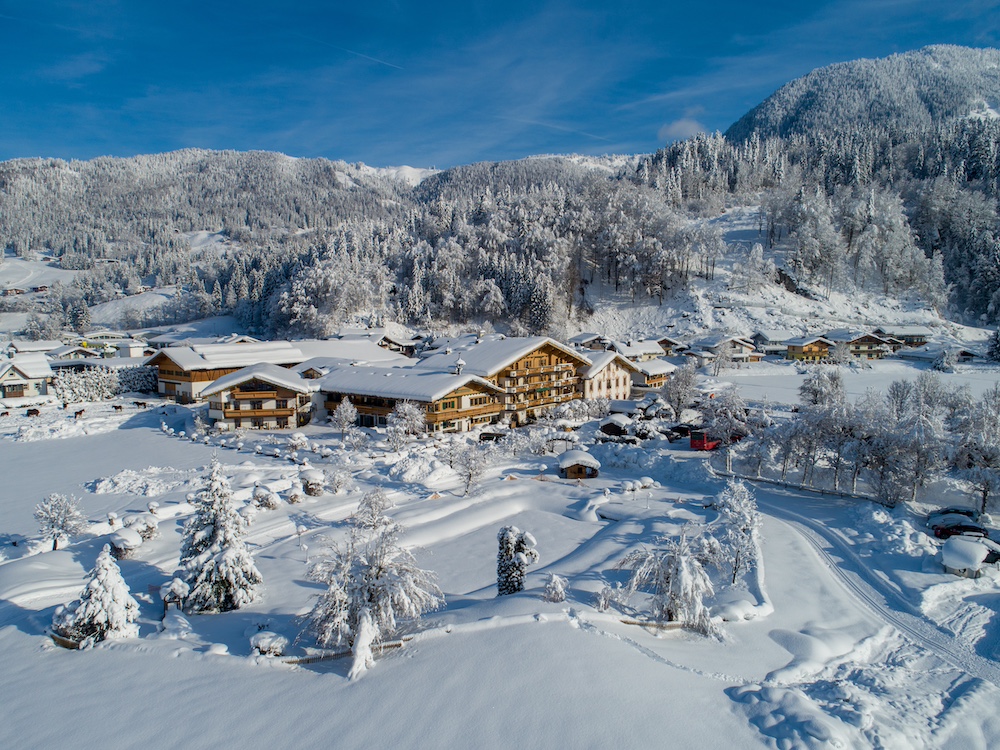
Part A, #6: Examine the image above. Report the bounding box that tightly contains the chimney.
[454,357,466,376]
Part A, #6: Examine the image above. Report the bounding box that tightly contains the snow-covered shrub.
[287,480,304,504]
[52,544,139,647]
[250,631,289,657]
[252,484,281,510]
[301,469,325,497]
[287,432,309,451]
[52,365,157,403]
[180,458,262,613]
[107,511,119,529]
[34,494,87,551]
[542,573,568,603]
[122,513,159,541]
[146,501,159,515]
[354,487,394,531]
[326,469,353,495]
[109,528,143,560]
[497,526,539,596]
[330,398,359,439]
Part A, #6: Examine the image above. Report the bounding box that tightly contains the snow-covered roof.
[578,351,639,379]
[941,536,989,572]
[823,329,887,344]
[896,344,980,361]
[691,334,754,350]
[875,325,934,337]
[318,365,502,403]
[601,413,632,429]
[634,358,677,376]
[149,341,308,371]
[606,339,665,358]
[567,332,603,346]
[7,339,63,353]
[292,339,410,364]
[657,334,686,346]
[558,449,601,470]
[47,345,102,359]
[147,332,260,346]
[0,353,54,380]
[414,335,589,377]
[200,363,316,398]
[50,356,151,370]
[785,336,833,347]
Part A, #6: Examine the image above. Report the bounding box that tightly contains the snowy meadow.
[2,360,1000,748]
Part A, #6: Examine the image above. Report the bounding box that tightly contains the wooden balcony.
[222,407,295,418]
[425,403,502,424]
[233,390,278,399]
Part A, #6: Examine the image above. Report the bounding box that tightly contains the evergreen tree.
[180,457,261,613]
[988,330,1000,362]
[52,544,140,646]
[712,480,762,584]
[496,526,539,596]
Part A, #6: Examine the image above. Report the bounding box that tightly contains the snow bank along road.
[757,488,1000,688]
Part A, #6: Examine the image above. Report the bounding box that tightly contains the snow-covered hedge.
[53,365,157,402]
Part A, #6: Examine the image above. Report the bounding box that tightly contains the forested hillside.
[2,46,1000,337]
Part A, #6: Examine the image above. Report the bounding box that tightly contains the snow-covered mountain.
[726,45,1000,141]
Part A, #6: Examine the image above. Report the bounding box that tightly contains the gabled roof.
[318,365,503,403]
[414,335,590,377]
[292,339,410,364]
[0,354,53,380]
[656,334,687,347]
[606,339,665,358]
[47,345,103,359]
[567,332,603,346]
[874,325,934,337]
[823,328,889,344]
[201,363,316,398]
[633,358,678,376]
[8,339,63,353]
[148,341,306,371]
[691,333,754,350]
[578,351,640,379]
[786,335,833,347]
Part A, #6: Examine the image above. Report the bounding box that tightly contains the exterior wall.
[0,371,49,398]
[582,361,633,400]
[322,383,502,434]
[630,371,668,389]
[207,380,312,431]
[786,343,830,362]
[149,353,243,404]
[846,335,889,359]
[559,464,598,479]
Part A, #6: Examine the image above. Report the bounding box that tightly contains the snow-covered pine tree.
[712,479,762,584]
[180,457,262,613]
[331,397,359,440]
[34,494,87,551]
[496,526,539,596]
[52,544,139,646]
[988,329,1000,362]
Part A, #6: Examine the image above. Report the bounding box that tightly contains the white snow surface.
[1,365,1000,747]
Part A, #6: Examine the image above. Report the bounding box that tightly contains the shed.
[941,536,999,578]
[599,413,632,436]
[558,450,601,479]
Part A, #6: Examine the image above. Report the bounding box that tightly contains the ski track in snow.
[758,491,1000,689]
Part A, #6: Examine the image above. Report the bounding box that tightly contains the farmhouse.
[201,363,316,431]
[557,450,601,479]
[656,335,687,356]
[752,329,799,355]
[318,366,504,433]
[630,358,677,389]
[689,334,758,363]
[604,339,665,362]
[874,325,932,348]
[0,354,54,399]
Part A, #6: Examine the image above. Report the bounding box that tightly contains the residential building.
[202,363,316,431]
[824,329,892,359]
[874,325,933,348]
[0,354,54,399]
[577,352,638,401]
[785,336,833,362]
[605,339,666,362]
[630,358,677,389]
[752,329,799,355]
[656,335,687,356]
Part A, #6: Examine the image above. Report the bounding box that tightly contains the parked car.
[927,513,982,532]
[933,524,989,540]
[927,506,979,525]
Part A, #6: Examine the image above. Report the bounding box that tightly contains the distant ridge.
[725,45,1000,141]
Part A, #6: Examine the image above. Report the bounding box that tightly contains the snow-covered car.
[933,523,989,540]
[927,513,983,532]
[927,506,979,525]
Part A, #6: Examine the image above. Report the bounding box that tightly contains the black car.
[934,523,989,540]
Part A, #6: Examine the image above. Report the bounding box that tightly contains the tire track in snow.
[758,495,1000,689]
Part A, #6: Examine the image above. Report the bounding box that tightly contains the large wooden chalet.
[415,336,590,426]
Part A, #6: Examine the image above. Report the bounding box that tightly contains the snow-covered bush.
[287,432,309,451]
[179,458,262,613]
[122,513,159,541]
[286,480,304,504]
[497,526,539,596]
[52,365,157,403]
[252,483,281,510]
[330,398,359,439]
[34,494,87,551]
[52,544,140,647]
[542,573,568,603]
[250,631,289,657]
[326,469,353,495]
[301,469,325,497]
[109,528,143,560]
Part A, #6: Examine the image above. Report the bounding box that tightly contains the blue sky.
[1,1,998,167]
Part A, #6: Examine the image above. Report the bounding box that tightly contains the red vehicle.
[933,524,988,540]
[690,430,720,451]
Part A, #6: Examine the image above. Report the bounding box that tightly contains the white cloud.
[658,117,706,142]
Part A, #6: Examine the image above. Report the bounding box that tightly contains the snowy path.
[758,490,1000,688]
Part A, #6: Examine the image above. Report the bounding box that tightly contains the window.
[234,418,242,428]
[276,399,288,409]
[439,400,456,410]
[277,417,288,428]
[250,400,263,410]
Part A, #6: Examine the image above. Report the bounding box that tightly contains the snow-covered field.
[2,358,1000,749]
